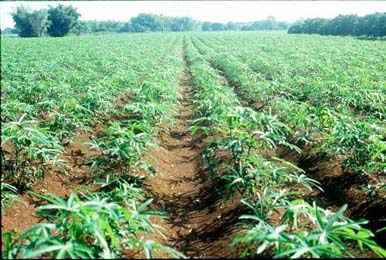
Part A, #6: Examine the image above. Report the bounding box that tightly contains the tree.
[47,5,80,37]
[2,27,18,34]
[262,16,276,30]
[119,22,132,33]
[225,22,239,31]
[361,12,386,37]
[211,23,225,31]
[288,12,385,37]
[11,6,49,37]
[373,12,386,37]
[170,17,196,32]
[202,22,213,31]
[201,22,225,31]
[327,15,358,35]
[130,13,163,32]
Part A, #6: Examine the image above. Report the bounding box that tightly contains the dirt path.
[144,50,243,258]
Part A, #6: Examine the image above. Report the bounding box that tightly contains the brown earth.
[278,145,386,248]
[141,62,245,258]
[1,129,99,233]
[1,41,180,255]
[1,71,133,234]
[2,53,246,259]
[4,38,383,258]
[194,36,386,249]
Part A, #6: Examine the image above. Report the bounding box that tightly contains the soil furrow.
[144,43,243,258]
[191,36,386,248]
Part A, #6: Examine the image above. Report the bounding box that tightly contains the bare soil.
[197,36,386,248]
[1,130,99,233]
[2,56,246,259]
[142,63,245,258]
[278,145,386,248]
[1,83,131,234]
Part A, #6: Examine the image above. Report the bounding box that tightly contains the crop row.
[1,34,180,138]
[194,32,386,119]
[184,35,385,258]
[190,34,386,179]
[1,34,179,190]
[2,35,186,259]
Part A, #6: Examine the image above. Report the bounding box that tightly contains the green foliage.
[185,33,385,258]
[288,12,386,37]
[131,13,165,32]
[1,182,25,211]
[191,32,386,175]
[1,34,185,258]
[11,6,49,37]
[2,183,185,259]
[324,120,386,173]
[1,114,63,189]
[90,121,152,173]
[2,31,385,259]
[47,4,81,37]
[234,201,386,258]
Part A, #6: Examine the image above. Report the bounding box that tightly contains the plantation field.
[1,32,385,258]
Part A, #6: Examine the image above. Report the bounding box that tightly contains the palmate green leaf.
[15,223,56,248]
[285,233,322,258]
[271,157,303,173]
[99,218,120,249]
[37,204,80,213]
[314,202,326,231]
[239,214,266,223]
[28,239,95,259]
[29,191,66,207]
[325,231,354,257]
[2,231,18,259]
[325,204,348,230]
[376,225,386,233]
[34,193,80,215]
[333,228,386,257]
[277,242,345,259]
[292,173,323,191]
[330,219,368,232]
[368,244,386,258]
[137,198,154,213]
[94,228,114,259]
[23,244,69,259]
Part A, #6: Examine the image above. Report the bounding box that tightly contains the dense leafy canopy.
[9,6,289,37]
[11,6,49,37]
[7,3,386,39]
[10,4,384,38]
[72,14,288,34]
[1,33,187,259]
[47,4,80,37]
[288,12,386,37]
[1,31,385,258]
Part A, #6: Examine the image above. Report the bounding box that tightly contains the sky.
[1,1,386,29]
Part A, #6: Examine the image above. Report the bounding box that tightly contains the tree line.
[4,5,288,37]
[71,14,288,34]
[4,5,384,38]
[9,5,80,37]
[288,12,386,37]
